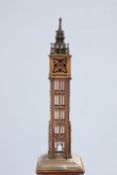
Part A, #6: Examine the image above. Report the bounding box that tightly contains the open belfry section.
[36,18,85,175]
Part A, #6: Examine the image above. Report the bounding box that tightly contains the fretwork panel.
[53,59,67,73]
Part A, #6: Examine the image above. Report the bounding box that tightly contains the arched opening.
[57,143,62,151]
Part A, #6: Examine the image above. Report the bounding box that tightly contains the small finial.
[58,17,62,30]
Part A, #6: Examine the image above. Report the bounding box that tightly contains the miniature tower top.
[50,18,69,54]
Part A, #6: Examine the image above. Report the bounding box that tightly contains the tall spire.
[58,17,62,30]
[50,18,69,54]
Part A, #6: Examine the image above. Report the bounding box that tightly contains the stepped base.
[36,153,85,175]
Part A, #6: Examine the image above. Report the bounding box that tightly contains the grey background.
[0,0,117,175]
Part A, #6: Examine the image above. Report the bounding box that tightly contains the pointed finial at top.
[58,17,62,30]
[50,18,70,54]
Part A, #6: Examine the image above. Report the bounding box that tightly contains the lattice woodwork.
[53,59,67,73]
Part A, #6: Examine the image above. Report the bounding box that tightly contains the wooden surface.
[36,154,85,175]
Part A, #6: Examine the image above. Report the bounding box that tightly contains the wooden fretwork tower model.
[48,18,71,159]
[36,18,85,175]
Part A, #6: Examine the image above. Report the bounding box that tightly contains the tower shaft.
[48,19,71,159]
[48,77,71,159]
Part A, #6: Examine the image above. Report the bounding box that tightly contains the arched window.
[54,95,59,105]
[55,110,59,119]
[54,80,59,90]
[60,95,65,105]
[61,126,64,133]
[60,80,65,90]
[54,126,59,133]
[60,110,65,119]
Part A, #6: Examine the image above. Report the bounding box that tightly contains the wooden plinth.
[36,154,85,175]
